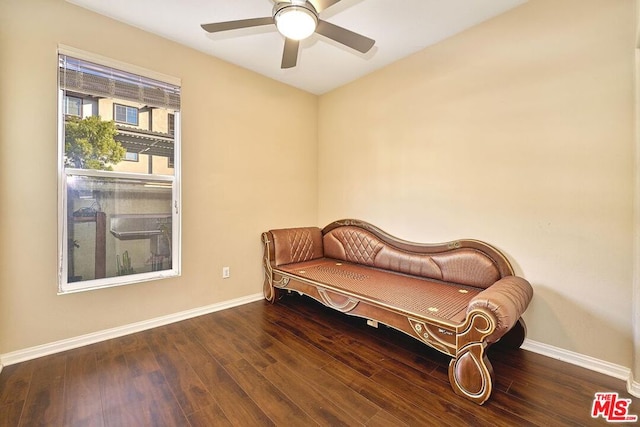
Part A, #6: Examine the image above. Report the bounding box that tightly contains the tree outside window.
[64,116,125,170]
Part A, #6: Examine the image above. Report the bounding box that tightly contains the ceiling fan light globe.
[275,6,317,40]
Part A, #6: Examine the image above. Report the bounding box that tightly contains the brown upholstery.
[468,275,534,343]
[270,226,323,266]
[324,226,501,288]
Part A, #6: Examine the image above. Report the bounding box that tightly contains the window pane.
[126,107,138,125]
[66,173,174,284]
[65,96,82,116]
[124,151,139,162]
[60,55,177,175]
[114,104,126,122]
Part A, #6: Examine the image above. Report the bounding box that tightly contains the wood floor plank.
[322,359,449,426]
[62,350,104,427]
[134,371,189,426]
[0,401,24,427]
[231,303,461,425]
[278,295,456,374]
[365,408,409,427]
[96,350,145,412]
[223,358,318,426]
[262,305,384,378]
[370,367,528,427]
[144,326,214,416]
[485,350,622,425]
[232,303,333,370]
[488,388,584,427]
[192,312,277,370]
[375,349,531,425]
[260,361,364,426]
[171,325,276,426]
[123,341,162,378]
[187,402,233,427]
[101,368,187,427]
[116,331,150,354]
[18,353,67,427]
[0,361,34,406]
[225,307,393,424]
[498,378,613,426]
[492,348,633,401]
[187,316,255,366]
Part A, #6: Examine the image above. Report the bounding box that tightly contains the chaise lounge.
[262,219,533,404]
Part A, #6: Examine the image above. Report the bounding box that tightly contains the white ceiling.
[67,0,527,95]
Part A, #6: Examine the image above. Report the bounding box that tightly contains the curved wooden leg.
[262,231,279,304]
[263,264,286,303]
[450,309,497,404]
[263,268,282,303]
[263,276,277,303]
[448,342,494,405]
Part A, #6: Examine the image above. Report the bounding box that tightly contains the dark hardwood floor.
[0,293,637,426]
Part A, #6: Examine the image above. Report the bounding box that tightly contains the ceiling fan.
[201,0,375,69]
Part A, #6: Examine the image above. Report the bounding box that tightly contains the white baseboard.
[522,338,639,398]
[0,293,263,367]
[629,375,640,398]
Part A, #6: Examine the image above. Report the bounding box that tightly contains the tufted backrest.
[270,226,323,267]
[323,225,505,289]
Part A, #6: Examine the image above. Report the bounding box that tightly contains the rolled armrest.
[467,276,533,343]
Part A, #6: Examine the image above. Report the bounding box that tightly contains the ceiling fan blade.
[315,20,374,53]
[307,0,341,13]
[201,17,273,33]
[281,38,300,69]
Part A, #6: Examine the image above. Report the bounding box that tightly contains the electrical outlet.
[222,267,230,279]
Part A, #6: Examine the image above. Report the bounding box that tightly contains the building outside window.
[58,48,181,293]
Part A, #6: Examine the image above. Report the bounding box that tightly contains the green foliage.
[117,250,135,276]
[65,116,125,170]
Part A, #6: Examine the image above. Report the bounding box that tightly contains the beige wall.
[0,0,317,354]
[319,0,635,367]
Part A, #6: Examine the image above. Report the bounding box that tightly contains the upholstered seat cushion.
[276,258,482,324]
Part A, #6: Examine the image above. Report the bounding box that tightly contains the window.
[64,96,82,116]
[58,48,181,293]
[124,151,139,162]
[114,104,139,125]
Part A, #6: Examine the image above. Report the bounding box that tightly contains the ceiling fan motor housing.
[273,0,318,15]
[273,1,319,40]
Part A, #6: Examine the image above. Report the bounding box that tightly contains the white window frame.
[57,46,181,294]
